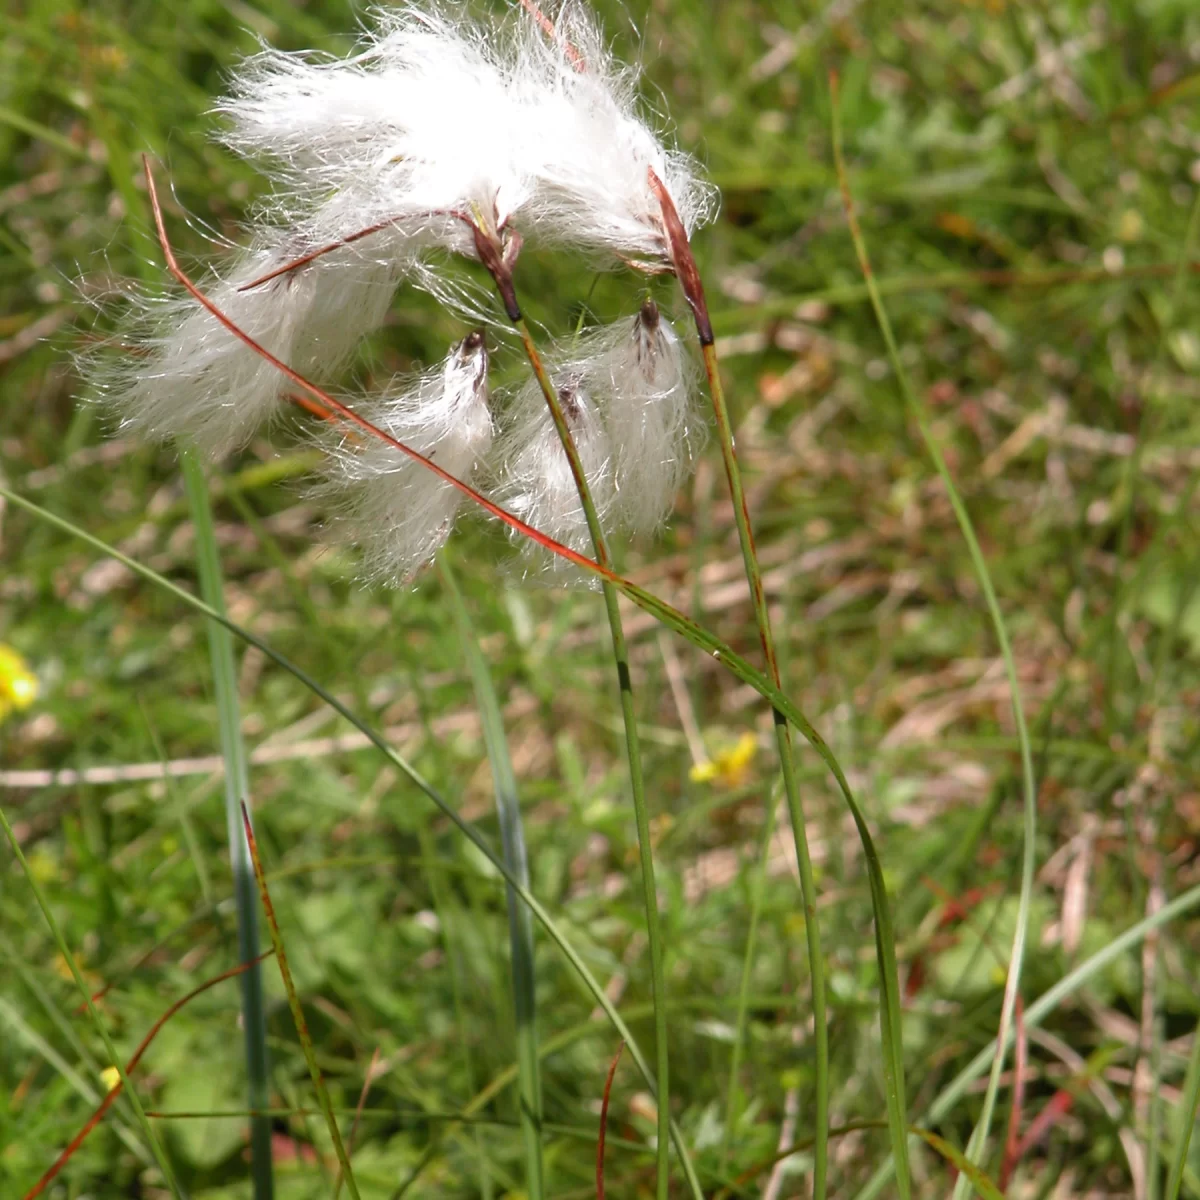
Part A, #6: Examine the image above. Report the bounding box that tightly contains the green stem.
[181,449,274,1200]
[439,554,543,1200]
[699,339,830,1200]
[830,78,1026,1200]
[512,315,676,1200]
[720,780,782,1170]
[1165,1008,1200,1200]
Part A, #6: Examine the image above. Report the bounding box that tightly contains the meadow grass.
[3,1,1200,1197]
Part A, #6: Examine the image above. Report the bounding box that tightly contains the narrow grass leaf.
[831,71,1032,1199]
[911,1129,1005,1200]
[181,449,275,1200]
[0,803,184,1199]
[439,553,544,1200]
[239,804,363,1200]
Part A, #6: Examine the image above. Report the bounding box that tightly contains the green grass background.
[3,0,1200,1196]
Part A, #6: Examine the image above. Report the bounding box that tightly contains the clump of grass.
[4,1,1200,1198]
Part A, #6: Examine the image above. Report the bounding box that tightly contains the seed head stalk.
[512,308,675,1200]
[649,171,829,1200]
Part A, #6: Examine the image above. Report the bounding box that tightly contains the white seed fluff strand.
[495,374,614,568]
[317,332,493,584]
[589,302,702,534]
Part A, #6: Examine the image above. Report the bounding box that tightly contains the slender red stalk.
[240,802,361,1197]
[998,997,1027,1190]
[234,207,480,293]
[23,953,272,1200]
[237,219,405,291]
[517,0,586,70]
[596,1042,624,1200]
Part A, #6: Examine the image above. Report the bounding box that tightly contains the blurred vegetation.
[3,0,1200,1196]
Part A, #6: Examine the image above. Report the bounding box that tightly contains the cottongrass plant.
[77,3,882,1198]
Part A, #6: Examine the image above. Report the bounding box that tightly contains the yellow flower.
[100,1066,122,1093]
[689,732,759,788]
[0,644,38,722]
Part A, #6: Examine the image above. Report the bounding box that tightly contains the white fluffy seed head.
[215,1,715,272]
[88,234,405,459]
[511,1,718,261]
[216,6,534,260]
[495,373,614,567]
[595,300,703,533]
[317,331,493,584]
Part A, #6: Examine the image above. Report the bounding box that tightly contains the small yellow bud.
[100,1066,121,1093]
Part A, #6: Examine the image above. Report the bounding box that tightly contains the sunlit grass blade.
[180,449,275,1200]
[439,553,544,1200]
[830,71,1033,1197]
[239,803,362,1200]
[0,483,705,1196]
[0,803,183,1199]
[100,125,275,1200]
[855,880,1200,1200]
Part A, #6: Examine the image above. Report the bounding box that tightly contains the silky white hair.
[89,233,408,458]
[216,2,714,266]
[495,372,614,569]
[509,2,717,260]
[315,331,493,584]
[579,301,702,533]
[492,301,702,576]
[84,1,714,582]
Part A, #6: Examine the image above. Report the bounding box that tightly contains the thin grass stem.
[648,163,830,1200]
[699,338,831,1199]
[830,73,1031,1198]
[508,310,675,1200]
[239,804,363,1200]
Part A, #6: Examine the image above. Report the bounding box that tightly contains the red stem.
[596,1041,624,1200]
[23,953,273,1200]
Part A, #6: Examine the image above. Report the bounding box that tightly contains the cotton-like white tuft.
[493,302,700,567]
[92,235,404,458]
[216,7,535,261]
[511,1,718,262]
[495,373,614,565]
[317,331,493,584]
[590,300,702,533]
[215,2,714,272]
